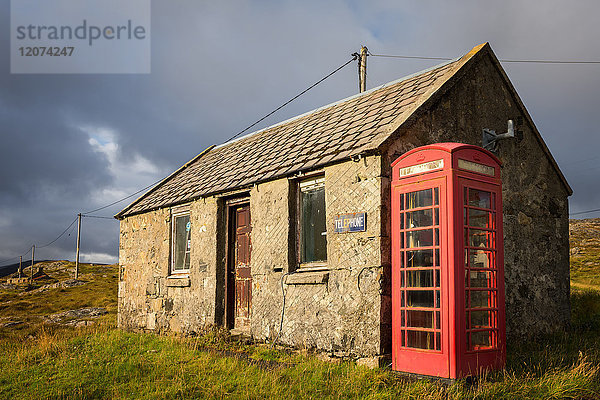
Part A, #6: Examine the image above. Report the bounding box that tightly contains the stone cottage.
[115,43,571,360]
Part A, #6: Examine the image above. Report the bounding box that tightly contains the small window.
[299,177,327,265]
[171,211,191,273]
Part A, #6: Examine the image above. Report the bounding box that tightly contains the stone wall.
[249,156,385,357]
[382,52,571,337]
[118,197,220,334]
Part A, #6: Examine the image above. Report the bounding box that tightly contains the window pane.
[300,185,327,263]
[407,330,434,350]
[471,310,494,328]
[467,249,495,269]
[406,209,433,228]
[467,229,494,248]
[407,290,434,308]
[468,270,495,288]
[174,214,191,271]
[470,290,492,308]
[406,189,433,209]
[406,310,434,328]
[468,189,492,209]
[468,209,493,229]
[407,270,434,287]
[407,229,433,248]
[406,249,433,268]
[471,331,493,349]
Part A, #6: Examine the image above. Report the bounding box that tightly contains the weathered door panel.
[233,205,252,329]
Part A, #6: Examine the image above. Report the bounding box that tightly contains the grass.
[0,218,599,400]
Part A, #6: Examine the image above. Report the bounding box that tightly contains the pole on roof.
[75,213,81,279]
[18,256,22,279]
[359,46,368,93]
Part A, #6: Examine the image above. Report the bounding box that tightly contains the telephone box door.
[392,178,450,377]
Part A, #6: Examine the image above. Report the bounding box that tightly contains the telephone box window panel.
[397,187,442,352]
[391,143,506,379]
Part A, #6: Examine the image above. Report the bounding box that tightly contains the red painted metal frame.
[391,143,506,379]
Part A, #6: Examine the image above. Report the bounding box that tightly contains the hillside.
[0,261,118,340]
[570,218,600,289]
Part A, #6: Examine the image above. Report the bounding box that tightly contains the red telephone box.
[391,143,506,379]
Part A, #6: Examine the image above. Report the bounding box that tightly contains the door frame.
[224,197,251,330]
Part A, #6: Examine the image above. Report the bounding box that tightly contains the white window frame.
[171,206,191,275]
[297,176,328,269]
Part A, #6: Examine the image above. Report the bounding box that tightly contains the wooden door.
[233,204,251,329]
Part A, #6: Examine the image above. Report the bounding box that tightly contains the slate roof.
[115,43,571,219]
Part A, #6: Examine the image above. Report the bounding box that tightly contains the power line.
[0,249,31,266]
[0,216,78,265]
[36,217,79,249]
[570,208,600,216]
[83,177,166,215]
[222,55,358,144]
[367,51,600,64]
[368,53,452,61]
[81,214,117,220]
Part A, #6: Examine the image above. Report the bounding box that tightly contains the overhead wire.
[81,214,117,220]
[570,208,600,216]
[0,216,78,265]
[36,216,79,249]
[367,51,600,64]
[222,55,358,144]
[82,177,166,215]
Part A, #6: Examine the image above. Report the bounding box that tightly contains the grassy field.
[0,220,599,399]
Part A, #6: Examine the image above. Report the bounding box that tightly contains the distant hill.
[0,260,44,278]
[570,218,600,289]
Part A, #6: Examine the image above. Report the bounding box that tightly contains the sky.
[1,0,599,265]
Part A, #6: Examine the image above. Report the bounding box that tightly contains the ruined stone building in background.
[115,43,571,360]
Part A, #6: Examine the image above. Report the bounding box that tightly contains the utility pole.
[30,245,35,283]
[359,46,368,93]
[75,213,81,279]
[18,256,22,279]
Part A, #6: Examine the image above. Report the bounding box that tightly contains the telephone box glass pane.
[471,331,492,348]
[406,209,433,228]
[407,230,434,248]
[467,229,494,248]
[407,270,434,287]
[471,310,494,328]
[407,310,434,328]
[470,290,492,308]
[407,330,435,350]
[407,290,434,308]
[467,249,494,269]
[406,249,434,268]
[468,209,493,229]
[468,189,492,209]
[407,189,433,209]
[468,270,494,288]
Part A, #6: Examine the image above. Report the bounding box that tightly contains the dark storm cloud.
[0,0,599,264]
